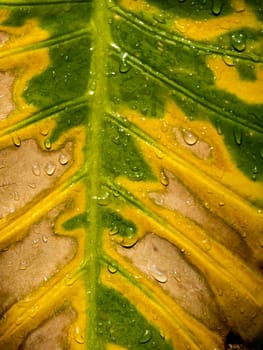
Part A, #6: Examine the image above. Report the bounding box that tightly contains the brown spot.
[19,307,76,350]
[0,32,9,45]
[118,233,225,330]
[0,71,15,120]
[0,139,72,218]
[0,217,76,315]
[149,170,251,262]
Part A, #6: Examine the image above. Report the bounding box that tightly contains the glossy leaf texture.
[0,0,262,349]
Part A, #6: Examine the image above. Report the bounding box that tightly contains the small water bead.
[119,52,131,73]
[149,264,168,283]
[19,260,27,270]
[160,169,169,186]
[73,325,85,344]
[45,161,56,176]
[211,0,224,15]
[12,134,21,147]
[32,162,41,176]
[107,262,118,274]
[216,120,223,135]
[139,329,152,344]
[231,32,247,52]
[182,129,199,146]
[233,128,242,146]
[42,235,48,243]
[44,138,52,150]
[59,153,69,165]
[13,191,20,201]
[223,55,235,66]
[40,126,49,136]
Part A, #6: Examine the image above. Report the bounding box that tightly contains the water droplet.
[233,128,242,145]
[19,260,27,270]
[154,149,165,159]
[139,329,152,344]
[182,129,199,145]
[73,325,85,344]
[97,191,111,206]
[42,235,48,243]
[64,274,74,286]
[40,126,49,136]
[211,0,223,15]
[32,162,41,176]
[109,225,119,235]
[173,271,182,282]
[231,32,246,52]
[32,238,40,247]
[149,265,168,283]
[45,161,56,176]
[119,52,131,73]
[216,120,223,135]
[160,169,169,186]
[107,262,118,274]
[223,55,235,66]
[12,134,21,147]
[59,153,69,165]
[153,14,166,24]
[260,147,263,159]
[44,138,52,150]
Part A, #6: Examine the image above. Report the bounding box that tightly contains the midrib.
[84,2,110,349]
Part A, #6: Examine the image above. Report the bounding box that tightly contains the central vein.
[84,2,110,348]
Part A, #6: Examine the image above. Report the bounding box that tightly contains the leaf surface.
[0,1,262,349]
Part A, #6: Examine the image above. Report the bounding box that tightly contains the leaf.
[0,1,262,349]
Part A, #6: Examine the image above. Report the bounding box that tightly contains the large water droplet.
[182,129,199,145]
[32,162,41,176]
[139,329,152,344]
[160,169,169,186]
[45,161,56,176]
[211,0,223,15]
[149,264,168,283]
[231,32,246,52]
[233,128,242,145]
[59,153,69,165]
[97,191,111,206]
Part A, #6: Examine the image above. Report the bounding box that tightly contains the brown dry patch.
[0,32,8,45]
[118,233,225,330]
[0,216,77,315]
[20,307,76,350]
[0,71,15,120]
[0,139,72,218]
[148,170,250,261]
[173,127,212,159]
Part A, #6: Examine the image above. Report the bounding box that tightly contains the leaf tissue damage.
[0,1,262,350]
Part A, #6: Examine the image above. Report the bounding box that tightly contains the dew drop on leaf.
[32,162,41,176]
[107,262,118,274]
[12,134,21,147]
[73,325,85,344]
[160,169,169,186]
[59,153,69,165]
[42,235,48,243]
[233,128,242,146]
[211,0,224,15]
[231,32,247,52]
[149,264,168,283]
[119,52,131,73]
[139,328,152,344]
[44,138,52,150]
[223,55,235,66]
[182,129,199,145]
[216,120,223,135]
[45,161,56,176]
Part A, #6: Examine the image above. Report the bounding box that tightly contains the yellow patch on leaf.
[208,56,263,104]
[174,5,262,40]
